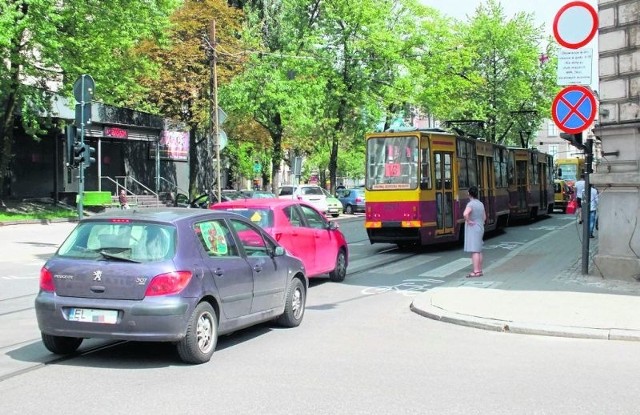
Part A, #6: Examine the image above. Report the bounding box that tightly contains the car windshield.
[57,221,176,262]
[224,208,274,228]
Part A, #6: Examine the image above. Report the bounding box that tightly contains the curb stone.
[0,218,79,227]
[409,300,640,342]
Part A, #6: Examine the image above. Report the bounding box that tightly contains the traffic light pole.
[581,138,594,275]
[77,76,87,220]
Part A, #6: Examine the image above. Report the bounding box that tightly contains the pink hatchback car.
[212,199,348,282]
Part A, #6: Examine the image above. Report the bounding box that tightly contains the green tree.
[419,0,558,144]
[133,0,247,196]
[0,0,177,197]
[222,0,327,193]
[308,0,444,191]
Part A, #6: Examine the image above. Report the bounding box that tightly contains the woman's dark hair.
[468,186,479,198]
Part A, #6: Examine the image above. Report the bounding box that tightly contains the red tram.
[364,129,554,247]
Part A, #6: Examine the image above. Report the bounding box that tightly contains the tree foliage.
[0,0,177,196]
[418,0,558,145]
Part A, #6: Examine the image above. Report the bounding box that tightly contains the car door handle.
[214,268,224,276]
[253,265,262,273]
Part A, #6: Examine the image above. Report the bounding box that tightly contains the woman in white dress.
[463,186,486,277]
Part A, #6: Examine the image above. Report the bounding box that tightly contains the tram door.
[434,152,454,235]
[478,155,495,226]
[539,160,548,209]
[515,160,528,210]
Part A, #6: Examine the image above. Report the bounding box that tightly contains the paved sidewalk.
[410,220,640,341]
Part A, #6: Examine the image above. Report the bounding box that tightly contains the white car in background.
[278,184,329,214]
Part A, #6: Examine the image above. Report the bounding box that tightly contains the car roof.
[213,199,316,210]
[83,208,243,226]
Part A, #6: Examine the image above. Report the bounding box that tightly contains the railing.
[122,176,159,207]
[101,176,132,196]
[158,176,189,198]
[100,175,159,207]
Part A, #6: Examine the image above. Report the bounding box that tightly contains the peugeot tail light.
[39,267,55,292]
[145,271,192,296]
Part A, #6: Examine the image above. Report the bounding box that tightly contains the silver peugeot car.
[35,208,307,364]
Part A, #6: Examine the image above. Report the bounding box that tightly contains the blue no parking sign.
[551,85,597,134]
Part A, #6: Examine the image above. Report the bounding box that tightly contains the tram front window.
[366,136,418,190]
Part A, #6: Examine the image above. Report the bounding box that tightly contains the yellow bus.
[555,158,585,186]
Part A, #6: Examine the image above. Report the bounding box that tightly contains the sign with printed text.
[557,48,593,85]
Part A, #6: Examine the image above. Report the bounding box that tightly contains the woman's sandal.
[466,271,483,278]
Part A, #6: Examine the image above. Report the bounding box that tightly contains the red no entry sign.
[553,1,598,49]
[551,85,597,134]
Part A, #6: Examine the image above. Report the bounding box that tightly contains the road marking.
[348,253,414,274]
[370,255,439,275]
[361,278,445,297]
[1,276,37,280]
[418,258,471,278]
[483,242,525,250]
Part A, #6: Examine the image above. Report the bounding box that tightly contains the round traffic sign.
[553,1,598,49]
[73,74,95,103]
[551,85,597,134]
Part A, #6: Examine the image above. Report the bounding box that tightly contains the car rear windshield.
[57,221,177,262]
[225,208,274,228]
[301,187,323,196]
[279,187,293,196]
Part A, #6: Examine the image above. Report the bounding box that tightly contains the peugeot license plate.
[68,308,118,324]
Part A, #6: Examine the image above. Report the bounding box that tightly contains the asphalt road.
[1,215,640,414]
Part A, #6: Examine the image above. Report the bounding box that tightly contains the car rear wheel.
[329,249,347,282]
[344,204,354,214]
[277,278,305,327]
[177,302,217,364]
[41,333,82,355]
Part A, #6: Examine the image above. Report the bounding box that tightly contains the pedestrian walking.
[587,186,598,238]
[574,174,585,224]
[463,185,486,278]
[118,189,129,209]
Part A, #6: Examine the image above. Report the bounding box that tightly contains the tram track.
[0,340,128,384]
[0,238,411,383]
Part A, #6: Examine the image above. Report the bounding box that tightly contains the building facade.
[592,0,640,280]
[6,95,190,203]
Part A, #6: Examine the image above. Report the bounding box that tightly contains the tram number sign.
[385,163,401,177]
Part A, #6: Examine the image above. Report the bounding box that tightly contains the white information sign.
[556,48,593,86]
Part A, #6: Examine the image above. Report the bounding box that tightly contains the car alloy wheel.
[277,278,305,327]
[177,302,218,364]
[329,249,347,282]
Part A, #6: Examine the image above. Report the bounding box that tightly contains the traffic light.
[72,142,85,167]
[560,132,585,150]
[65,125,77,167]
[83,144,96,165]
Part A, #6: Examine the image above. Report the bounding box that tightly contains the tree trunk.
[0,64,21,200]
[269,112,283,194]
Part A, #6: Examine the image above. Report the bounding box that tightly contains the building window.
[548,144,558,158]
[547,123,559,137]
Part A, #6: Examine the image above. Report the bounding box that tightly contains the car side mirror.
[273,246,286,257]
[327,221,339,230]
